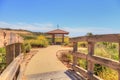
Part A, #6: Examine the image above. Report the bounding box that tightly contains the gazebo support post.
[52,34,55,44]
[62,34,64,43]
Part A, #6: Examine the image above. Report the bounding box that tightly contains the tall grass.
[98,67,118,80]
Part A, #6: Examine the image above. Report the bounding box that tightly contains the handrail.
[70,34,120,42]
[0,54,23,80]
[0,31,23,48]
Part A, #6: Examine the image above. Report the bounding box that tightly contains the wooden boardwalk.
[1,31,120,80]
[24,46,80,80]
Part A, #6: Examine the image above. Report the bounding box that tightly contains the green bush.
[21,43,25,53]
[21,42,31,53]
[25,43,31,53]
[0,47,6,53]
[94,64,106,75]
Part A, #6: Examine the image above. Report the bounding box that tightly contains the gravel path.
[24,45,73,80]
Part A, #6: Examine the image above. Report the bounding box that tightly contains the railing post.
[118,41,120,80]
[73,42,78,52]
[15,43,21,57]
[73,42,78,66]
[6,44,15,65]
[87,42,95,80]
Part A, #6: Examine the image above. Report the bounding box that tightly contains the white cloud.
[0,21,54,32]
[63,26,120,37]
[0,21,119,37]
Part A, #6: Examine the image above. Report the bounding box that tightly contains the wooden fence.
[0,54,23,80]
[70,34,120,80]
[0,31,24,80]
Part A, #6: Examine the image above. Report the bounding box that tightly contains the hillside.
[0,28,32,35]
[0,28,44,37]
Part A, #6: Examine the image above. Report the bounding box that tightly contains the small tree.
[86,32,93,36]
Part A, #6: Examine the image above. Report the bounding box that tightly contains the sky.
[0,0,120,37]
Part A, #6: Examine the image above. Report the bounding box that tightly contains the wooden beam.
[70,34,120,43]
[73,42,78,66]
[87,42,95,80]
[72,65,88,78]
[73,52,120,71]
[52,34,55,44]
[88,55,120,71]
[73,42,78,52]
[62,34,64,43]
[6,44,15,65]
[15,43,21,57]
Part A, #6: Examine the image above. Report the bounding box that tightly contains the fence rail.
[70,34,120,80]
[0,54,23,80]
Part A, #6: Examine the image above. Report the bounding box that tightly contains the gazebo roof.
[46,29,69,34]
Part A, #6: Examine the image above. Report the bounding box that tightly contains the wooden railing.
[0,54,23,80]
[0,31,24,80]
[70,34,120,80]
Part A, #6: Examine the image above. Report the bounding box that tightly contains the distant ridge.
[0,28,32,32]
[0,28,44,35]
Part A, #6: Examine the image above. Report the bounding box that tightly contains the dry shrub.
[57,51,72,63]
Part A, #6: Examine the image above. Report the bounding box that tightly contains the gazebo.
[46,29,69,44]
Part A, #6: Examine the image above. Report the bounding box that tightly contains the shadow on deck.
[26,69,84,80]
